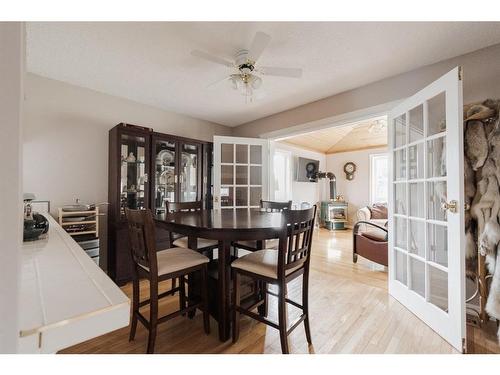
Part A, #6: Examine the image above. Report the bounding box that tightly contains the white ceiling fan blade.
[207,75,231,89]
[259,66,303,78]
[247,31,271,63]
[191,50,234,68]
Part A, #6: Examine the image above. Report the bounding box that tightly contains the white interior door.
[213,136,269,209]
[388,67,465,352]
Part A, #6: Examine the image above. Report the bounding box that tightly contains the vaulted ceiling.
[280,117,387,154]
[26,22,500,126]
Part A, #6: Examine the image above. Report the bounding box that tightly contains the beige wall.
[23,73,231,269]
[0,22,24,353]
[234,43,500,138]
[326,147,387,226]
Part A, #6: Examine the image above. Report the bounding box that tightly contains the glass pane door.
[120,134,147,218]
[213,136,269,210]
[388,67,465,352]
[393,93,449,309]
[180,143,200,202]
[154,138,176,214]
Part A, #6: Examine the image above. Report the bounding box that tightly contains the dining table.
[154,208,283,341]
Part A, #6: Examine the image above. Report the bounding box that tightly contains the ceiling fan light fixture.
[228,76,239,90]
[191,31,302,103]
[250,75,262,89]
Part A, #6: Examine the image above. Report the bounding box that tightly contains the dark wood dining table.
[154,208,283,341]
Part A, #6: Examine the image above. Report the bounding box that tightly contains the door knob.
[441,200,458,213]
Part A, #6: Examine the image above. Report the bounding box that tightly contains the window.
[370,153,388,204]
[273,149,291,201]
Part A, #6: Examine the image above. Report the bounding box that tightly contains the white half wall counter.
[19,214,129,353]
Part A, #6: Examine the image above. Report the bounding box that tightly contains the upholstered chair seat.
[138,247,209,276]
[231,249,301,279]
[172,236,218,250]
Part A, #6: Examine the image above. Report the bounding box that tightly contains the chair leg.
[179,275,186,316]
[257,281,268,317]
[170,277,177,295]
[302,271,312,344]
[232,270,241,343]
[201,265,210,335]
[278,282,289,354]
[147,281,159,354]
[187,272,196,319]
[129,276,139,342]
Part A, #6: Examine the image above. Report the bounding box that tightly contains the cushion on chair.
[173,236,218,249]
[369,219,388,227]
[361,228,388,242]
[231,249,302,279]
[234,238,279,250]
[356,206,372,222]
[138,247,209,276]
[368,204,387,219]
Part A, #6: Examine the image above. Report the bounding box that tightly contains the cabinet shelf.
[61,220,97,226]
[59,210,98,216]
[68,230,98,236]
[58,207,100,239]
[121,160,145,165]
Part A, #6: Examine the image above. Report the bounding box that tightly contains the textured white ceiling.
[26,22,500,127]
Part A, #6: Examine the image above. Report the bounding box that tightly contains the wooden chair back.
[166,200,203,213]
[165,201,203,247]
[277,206,317,277]
[260,200,292,212]
[125,208,158,276]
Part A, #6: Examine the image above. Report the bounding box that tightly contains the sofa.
[353,203,388,267]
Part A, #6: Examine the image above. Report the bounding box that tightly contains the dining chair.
[233,199,292,253]
[165,200,219,257]
[231,206,317,354]
[125,208,210,354]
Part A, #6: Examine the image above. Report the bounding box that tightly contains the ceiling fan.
[191,31,303,101]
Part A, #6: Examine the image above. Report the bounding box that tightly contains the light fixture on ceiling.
[191,31,302,102]
[368,119,387,134]
[228,73,263,101]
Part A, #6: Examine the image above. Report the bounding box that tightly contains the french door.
[213,136,270,210]
[388,67,466,352]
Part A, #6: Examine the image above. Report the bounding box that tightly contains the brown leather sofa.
[353,204,388,267]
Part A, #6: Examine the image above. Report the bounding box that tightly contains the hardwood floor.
[61,228,493,354]
[467,321,500,354]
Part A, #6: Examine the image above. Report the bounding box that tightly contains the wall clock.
[344,162,356,180]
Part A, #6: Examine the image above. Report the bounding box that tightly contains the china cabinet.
[151,132,210,214]
[108,123,212,284]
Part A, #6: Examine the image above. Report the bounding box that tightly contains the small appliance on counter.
[58,199,108,266]
[23,193,49,242]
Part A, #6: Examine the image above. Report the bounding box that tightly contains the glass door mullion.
[233,144,236,208]
[247,146,250,207]
[423,100,431,302]
[405,111,411,291]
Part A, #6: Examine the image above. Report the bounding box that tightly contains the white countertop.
[19,213,129,353]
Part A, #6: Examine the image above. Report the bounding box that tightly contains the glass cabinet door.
[180,143,200,202]
[154,138,176,214]
[120,134,148,219]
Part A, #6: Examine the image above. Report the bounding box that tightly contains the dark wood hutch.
[108,123,213,285]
